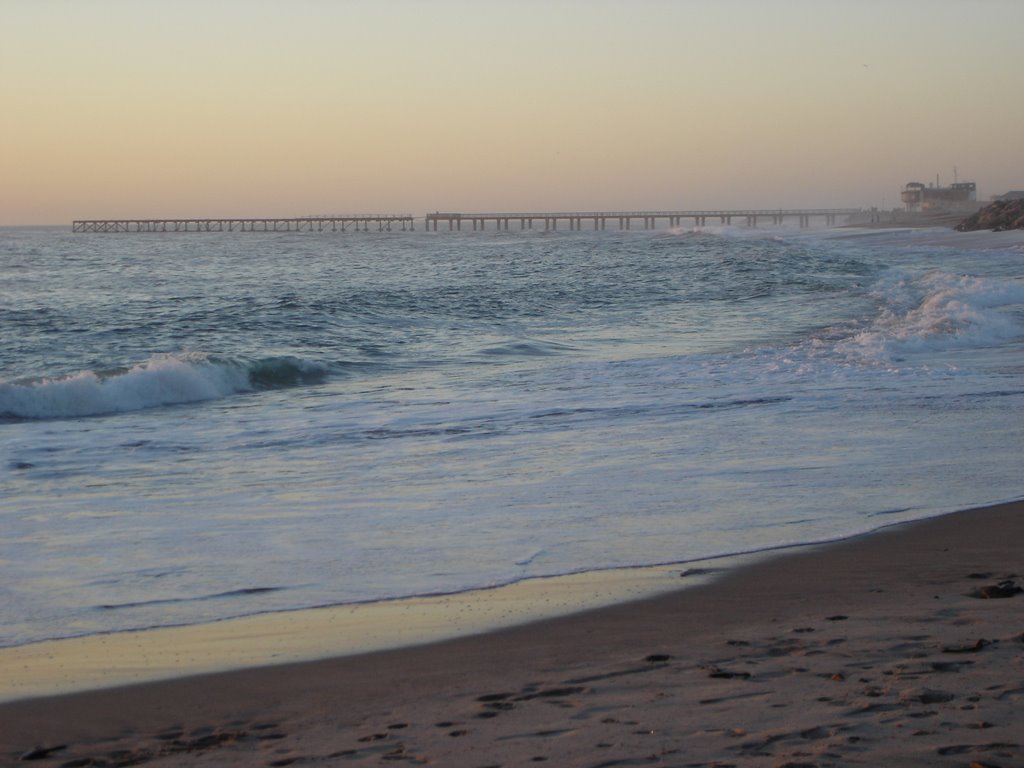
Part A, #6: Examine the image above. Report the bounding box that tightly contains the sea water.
[2,224,1023,648]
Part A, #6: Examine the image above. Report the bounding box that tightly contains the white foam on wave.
[666,223,796,239]
[0,353,252,420]
[839,270,1024,364]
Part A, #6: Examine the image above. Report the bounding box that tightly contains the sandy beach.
[3,500,1023,766]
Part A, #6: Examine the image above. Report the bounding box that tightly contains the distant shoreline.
[842,209,968,229]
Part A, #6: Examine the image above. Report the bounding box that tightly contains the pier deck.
[72,216,414,233]
[73,209,864,233]
[425,209,862,231]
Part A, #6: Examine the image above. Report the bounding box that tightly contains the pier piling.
[74,209,861,234]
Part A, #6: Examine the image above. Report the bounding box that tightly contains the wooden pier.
[72,215,415,233]
[73,209,864,234]
[424,209,862,231]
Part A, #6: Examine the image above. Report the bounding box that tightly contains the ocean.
[2,223,1023,650]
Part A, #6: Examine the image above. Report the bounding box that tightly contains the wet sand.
[0,561,720,703]
[4,500,1024,766]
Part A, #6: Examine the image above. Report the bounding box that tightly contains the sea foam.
[0,353,325,420]
[840,270,1024,363]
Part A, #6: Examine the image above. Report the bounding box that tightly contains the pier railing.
[424,209,863,230]
[72,216,415,233]
[73,209,864,233]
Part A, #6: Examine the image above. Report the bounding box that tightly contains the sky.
[2,0,1023,224]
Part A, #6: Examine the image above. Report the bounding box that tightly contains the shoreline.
[4,499,1023,765]
[0,558,740,704]
[0,505,1001,705]
[831,224,1024,251]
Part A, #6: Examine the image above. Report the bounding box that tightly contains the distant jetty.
[73,208,864,234]
[955,199,1024,231]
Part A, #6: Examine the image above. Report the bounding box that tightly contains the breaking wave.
[0,353,329,420]
[838,270,1024,364]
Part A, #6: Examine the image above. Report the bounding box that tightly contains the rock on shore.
[955,198,1024,231]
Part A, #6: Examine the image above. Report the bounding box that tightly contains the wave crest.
[840,270,1024,363]
[0,353,328,420]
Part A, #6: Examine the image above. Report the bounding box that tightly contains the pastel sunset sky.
[3,0,1022,224]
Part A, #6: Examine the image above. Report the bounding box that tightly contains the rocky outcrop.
[955,199,1024,231]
